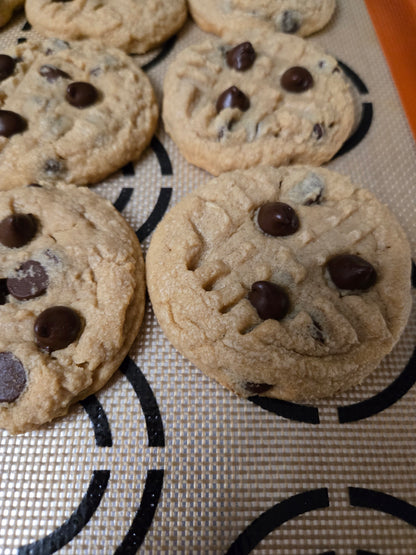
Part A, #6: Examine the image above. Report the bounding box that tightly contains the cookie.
[25,0,187,54]
[146,166,412,401]
[0,184,145,434]
[0,38,158,190]
[188,0,336,38]
[162,31,354,175]
[0,0,23,27]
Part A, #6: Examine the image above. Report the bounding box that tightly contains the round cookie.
[162,31,354,176]
[0,184,145,434]
[188,0,336,38]
[146,166,412,401]
[0,38,158,190]
[25,0,187,54]
[0,0,24,27]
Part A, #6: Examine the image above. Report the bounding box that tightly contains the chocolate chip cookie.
[162,31,354,175]
[0,38,158,190]
[188,0,336,38]
[146,166,412,401]
[0,184,145,433]
[25,0,187,54]
[0,0,23,27]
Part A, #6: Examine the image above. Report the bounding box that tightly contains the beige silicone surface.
[0,1,415,553]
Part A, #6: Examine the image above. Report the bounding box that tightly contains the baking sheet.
[0,1,415,553]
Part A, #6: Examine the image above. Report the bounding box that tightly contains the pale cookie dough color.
[147,166,412,401]
[0,185,145,433]
[188,0,336,38]
[163,31,354,175]
[25,0,187,54]
[0,38,158,190]
[0,0,23,27]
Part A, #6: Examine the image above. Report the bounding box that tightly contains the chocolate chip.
[44,158,65,175]
[226,42,256,71]
[257,202,299,236]
[280,10,301,33]
[245,382,273,394]
[0,352,26,403]
[39,64,71,82]
[216,86,250,113]
[248,281,290,320]
[311,319,325,343]
[28,183,42,187]
[0,279,9,305]
[34,306,81,353]
[327,254,377,290]
[0,54,16,81]
[66,82,98,108]
[0,110,27,137]
[0,214,37,248]
[281,66,314,92]
[7,260,48,300]
[313,123,324,139]
[288,173,325,206]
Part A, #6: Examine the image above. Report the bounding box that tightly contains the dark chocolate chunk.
[248,281,290,320]
[66,82,98,108]
[245,382,273,394]
[257,202,299,236]
[312,123,324,139]
[226,42,256,71]
[34,306,81,353]
[216,86,250,113]
[0,352,26,403]
[0,110,27,137]
[327,254,377,290]
[281,66,314,92]
[280,10,301,33]
[7,260,48,300]
[0,214,37,248]
[0,54,16,81]
[39,64,71,82]
[0,278,9,305]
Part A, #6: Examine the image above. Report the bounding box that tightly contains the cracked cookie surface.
[146,166,412,401]
[25,0,187,54]
[0,38,158,189]
[163,31,354,175]
[0,184,145,433]
[188,0,336,38]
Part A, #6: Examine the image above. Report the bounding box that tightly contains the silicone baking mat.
[0,1,415,553]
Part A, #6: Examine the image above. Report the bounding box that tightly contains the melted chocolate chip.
[313,123,324,139]
[39,64,71,82]
[0,278,8,305]
[0,352,26,402]
[0,54,16,81]
[34,306,81,353]
[281,66,314,92]
[66,82,98,108]
[327,254,377,290]
[0,214,37,248]
[244,382,273,394]
[257,202,299,236]
[226,42,256,71]
[216,86,250,113]
[7,260,48,300]
[280,10,301,33]
[0,110,27,137]
[248,281,290,320]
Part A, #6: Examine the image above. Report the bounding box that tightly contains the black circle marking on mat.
[411,260,416,288]
[120,356,165,447]
[248,396,320,424]
[136,187,172,243]
[349,487,416,528]
[337,59,369,93]
[17,470,110,555]
[150,136,173,176]
[121,161,136,176]
[114,469,164,554]
[21,21,32,31]
[80,395,113,447]
[333,103,373,159]
[113,187,134,213]
[17,37,27,44]
[139,35,177,72]
[225,488,330,554]
[356,551,380,555]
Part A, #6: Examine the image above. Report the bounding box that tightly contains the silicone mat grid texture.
[0,1,415,554]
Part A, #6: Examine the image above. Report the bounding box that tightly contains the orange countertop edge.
[364,0,416,143]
